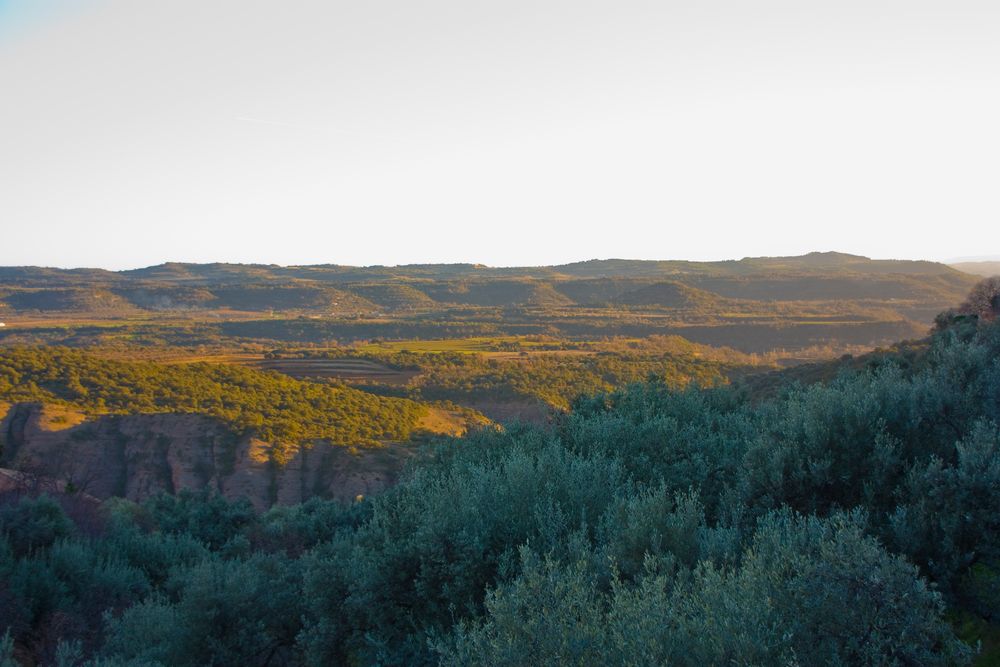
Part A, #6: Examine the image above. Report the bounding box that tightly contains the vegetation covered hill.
[0,252,982,359]
[285,335,750,412]
[0,348,428,453]
[610,281,722,308]
[1,281,999,665]
[3,252,962,285]
[0,252,976,313]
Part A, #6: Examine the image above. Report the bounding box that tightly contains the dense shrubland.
[290,336,744,409]
[407,350,725,409]
[1,286,1000,665]
[0,348,427,453]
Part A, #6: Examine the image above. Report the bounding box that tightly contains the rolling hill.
[0,253,982,357]
[951,261,1000,277]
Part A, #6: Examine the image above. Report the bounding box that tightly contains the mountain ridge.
[0,252,973,285]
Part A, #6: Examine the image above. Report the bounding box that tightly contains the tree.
[959,277,1000,321]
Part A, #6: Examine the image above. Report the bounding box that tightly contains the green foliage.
[103,555,304,667]
[0,494,74,557]
[379,346,728,410]
[713,510,967,666]
[440,512,969,666]
[252,496,370,555]
[439,547,608,667]
[142,491,256,551]
[0,347,428,455]
[0,631,17,667]
[2,304,1000,665]
[890,420,1000,597]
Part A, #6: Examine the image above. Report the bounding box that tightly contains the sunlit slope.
[0,252,977,314]
[0,347,429,451]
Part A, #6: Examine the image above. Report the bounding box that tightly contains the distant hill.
[0,252,971,286]
[612,281,723,309]
[348,283,437,310]
[0,254,981,355]
[2,288,133,313]
[415,279,575,307]
[0,253,974,288]
[950,261,1000,277]
[553,251,964,278]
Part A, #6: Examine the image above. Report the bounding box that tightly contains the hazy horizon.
[2,249,998,273]
[1,249,997,273]
[2,1,999,268]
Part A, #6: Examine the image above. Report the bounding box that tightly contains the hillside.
[952,261,1000,277]
[0,253,980,358]
[611,281,724,308]
[0,348,486,509]
[2,285,999,666]
[0,338,741,507]
[0,347,431,453]
[0,404,423,509]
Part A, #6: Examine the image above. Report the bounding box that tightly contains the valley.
[0,252,983,510]
[1,255,998,666]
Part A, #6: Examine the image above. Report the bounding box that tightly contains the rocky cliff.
[0,403,416,510]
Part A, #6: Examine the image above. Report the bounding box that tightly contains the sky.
[1,0,999,270]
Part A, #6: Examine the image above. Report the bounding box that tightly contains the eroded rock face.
[0,404,411,510]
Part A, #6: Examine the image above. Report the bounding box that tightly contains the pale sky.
[1,0,999,269]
